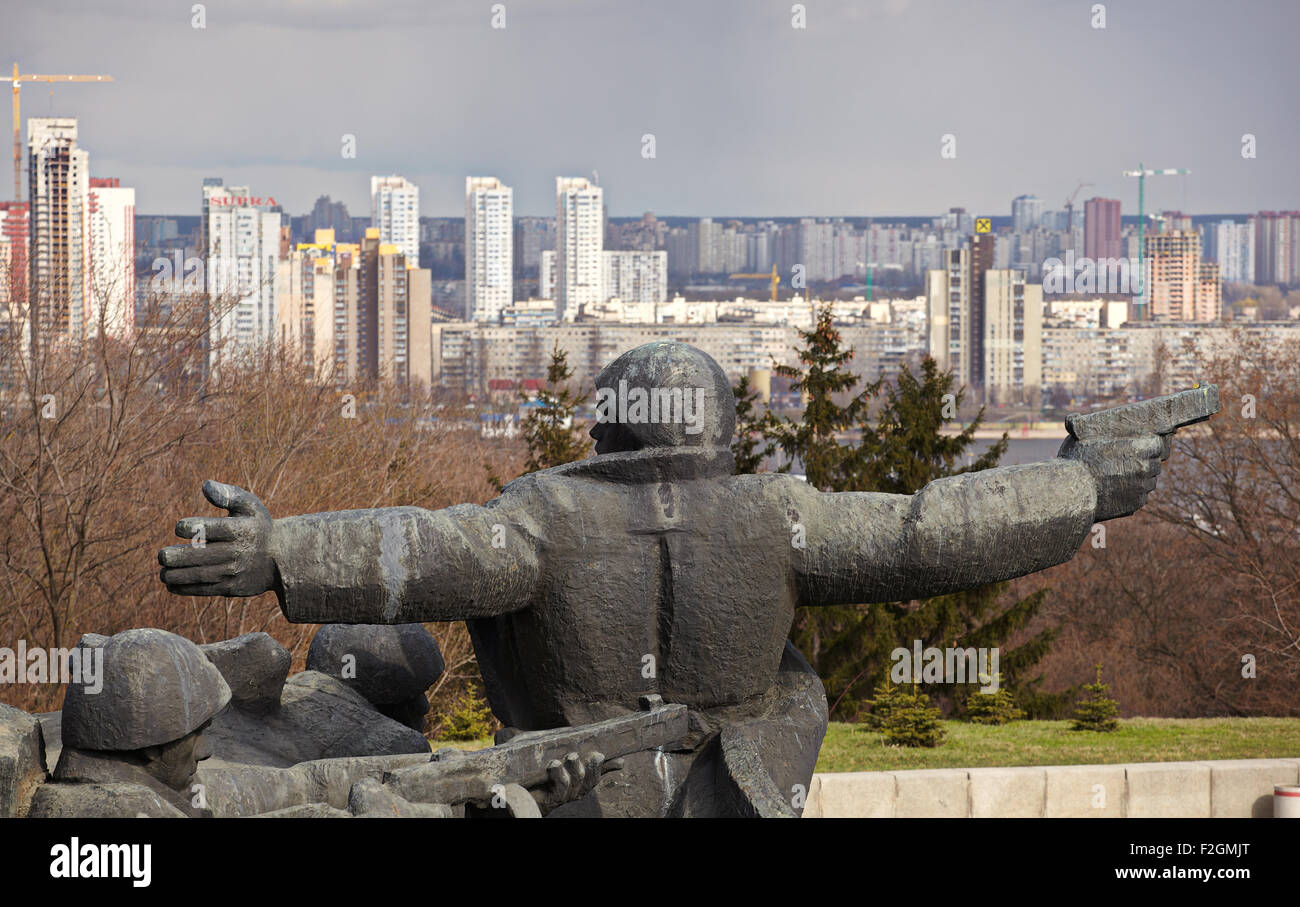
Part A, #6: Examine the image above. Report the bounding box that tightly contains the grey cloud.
[2,0,1296,216]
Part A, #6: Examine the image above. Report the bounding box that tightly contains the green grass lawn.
[430,718,1300,773]
[814,718,1300,773]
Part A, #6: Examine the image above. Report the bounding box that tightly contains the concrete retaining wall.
[804,758,1300,818]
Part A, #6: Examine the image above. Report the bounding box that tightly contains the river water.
[971,437,1065,466]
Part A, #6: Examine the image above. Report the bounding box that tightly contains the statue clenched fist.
[1055,384,1218,522]
[1057,433,1170,522]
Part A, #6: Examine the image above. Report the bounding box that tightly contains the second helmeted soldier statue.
[159,341,1173,817]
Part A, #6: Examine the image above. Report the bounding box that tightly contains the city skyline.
[4,0,1298,217]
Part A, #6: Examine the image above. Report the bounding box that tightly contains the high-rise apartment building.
[927,248,972,390]
[983,268,1042,407]
[202,180,282,363]
[926,233,1002,400]
[87,177,135,338]
[1156,210,1193,233]
[28,118,90,342]
[686,217,751,277]
[1011,195,1042,232]
[602,250,668,303]
[1084,198,1122,261]
[539,250,556,301]
[555,177,603,321]
[0,202,29,311]
[722,226,748,276]
[514,216,553,276]
[370,175,420,264]
[798,219,836,282]
[670,224,702,275]
[277,228,345,371]
[1204,219,1255,284]
[691,217,722,274]
[305,195,354,242]
[944,207,974,235]
[0,241,9,313]
[464,176,513,322]
[1145,230,1221,322]
[747,229,771,273]
[968,232,995,392]
[277,228,431,386]
[366,231,431,385]
[1250,211,1299,285]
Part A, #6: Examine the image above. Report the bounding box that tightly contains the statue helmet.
[306,623,444,706]
[593,341,736,450]
[61,628,231,751]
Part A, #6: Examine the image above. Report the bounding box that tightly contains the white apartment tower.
[602,250,668,303]
[926,248,971,390]
[1011,195,1043,232]
[87,178,135,338]
[371,175,420,264]
[555,176,603,321]
[28,118,90,341]
[1208,219,1255,284]
[539,250,557,302]
[465,176,513,322]
[983,268,1043,407]
[202,181,282,364]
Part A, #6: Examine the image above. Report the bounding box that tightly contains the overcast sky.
[4,0,1297,218]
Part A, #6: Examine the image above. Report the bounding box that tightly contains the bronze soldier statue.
[159,341,1211,817]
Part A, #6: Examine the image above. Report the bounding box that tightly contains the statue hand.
[158,480,277,597]
[1057,433,1170,522]
[529,751,620,814]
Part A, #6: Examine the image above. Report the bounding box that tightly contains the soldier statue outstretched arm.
[158,479,541,623]
[793,386,1217,606]
[793,455,1105,605]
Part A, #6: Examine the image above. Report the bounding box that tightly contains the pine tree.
[1071,663,1121,732]
[520,344,590,473]
[965,674,1025,725]
[764,305,881,491]
[753,306,1067,721]
[435,681,495,741]
[489,344,590,490]
[855,356,1007,493]
[880,683,946,748]
[862,677,906,730]
[731,372,774,475]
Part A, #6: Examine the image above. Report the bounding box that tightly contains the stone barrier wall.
[803,758,1300,818]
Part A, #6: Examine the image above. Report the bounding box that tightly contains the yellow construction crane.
[727,263,781,301]
[11,62,113,200]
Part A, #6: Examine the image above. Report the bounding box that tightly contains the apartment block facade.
[87,177,135,338]
[277,228,432,386]
[371,175,420,264]
[202,180,282,364]
[28,118,90,341]
[464,176,513,322]
[555,177,603,320]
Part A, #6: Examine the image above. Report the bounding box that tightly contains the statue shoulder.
[724,471,822,504]
[491,466,593,512]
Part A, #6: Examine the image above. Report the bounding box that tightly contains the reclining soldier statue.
[159,340,1206,817]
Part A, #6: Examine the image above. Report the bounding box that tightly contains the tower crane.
[727,263,781,301]
[11,62,114,200]
[1063,180,1092,231]
[1122,163,1190,318]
